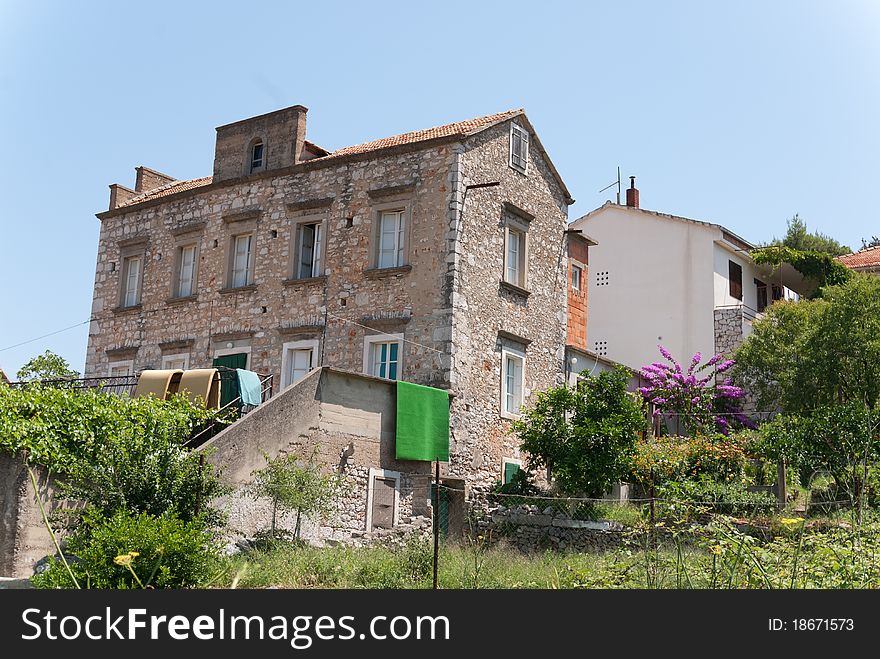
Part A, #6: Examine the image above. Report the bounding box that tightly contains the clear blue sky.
[1,0,877,377]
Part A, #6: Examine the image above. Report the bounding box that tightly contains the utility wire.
[0,319,91,352]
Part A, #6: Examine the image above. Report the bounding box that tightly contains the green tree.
[512,367,647,497]
[16,350,80,381]
[734,275,880,414]
[771,214,851,256]
[248,450,340,539]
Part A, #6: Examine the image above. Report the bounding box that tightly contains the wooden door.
[371,477,396,529]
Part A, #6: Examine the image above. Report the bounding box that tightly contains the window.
[281,340,319,389]
[175,244,197,297]
[509,122,529,174]
[377,209,406,269]
[230,234,254,288]
[364,333,403,380]
[755,279,768,312]
[571,264,582,291]
[504,225,527,288]
[250,139,264,173]
[501,348,525,417]
[107,360,133,378]
[728,260,743,301]
[121,255,142,307]
[296,222,323,279]
[161,353,189,370]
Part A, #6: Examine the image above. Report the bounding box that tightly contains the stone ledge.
[112,303,143,315]
[218,284,257,295]
[499,280,531,298]
[282,276,327,287]
[363,265,413,279]
[165,295,198,306]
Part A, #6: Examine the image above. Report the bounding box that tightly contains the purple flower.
[658,345,674,361]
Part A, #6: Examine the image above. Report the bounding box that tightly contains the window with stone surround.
[120,255,143,307]
[174,243,198,298]
[503,218,529,290]
[161,353,190,370]
[501,346,525,418]
[249,138,264,173]
[281,339,319,389]
[363,333,403,380]
[107,360,134,378]
[509,122,529,174]
[294,221,323,279]
[377,209,406,269]
[228,233,255,288]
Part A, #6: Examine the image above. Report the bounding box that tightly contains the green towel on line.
[396,380,450,461]
[236,369,263,407]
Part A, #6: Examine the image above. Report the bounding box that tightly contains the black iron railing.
[715,303,764,323]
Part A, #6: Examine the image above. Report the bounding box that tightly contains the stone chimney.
[212,105,309,182]
[625,176,639,208]
[135,166,176,193]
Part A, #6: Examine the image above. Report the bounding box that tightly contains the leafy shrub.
[32,510,218,589]
[0,386,226,525]
[630,434,748,484]
[659,479,777,517]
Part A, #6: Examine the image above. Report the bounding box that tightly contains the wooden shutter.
[728,261,743,300]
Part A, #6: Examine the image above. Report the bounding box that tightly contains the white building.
[569,179,806,373]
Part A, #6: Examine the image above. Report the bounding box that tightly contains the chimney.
[625,176,639,208]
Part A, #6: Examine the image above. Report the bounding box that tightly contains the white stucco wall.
[571,204,717,372]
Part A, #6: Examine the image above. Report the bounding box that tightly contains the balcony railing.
[715,303,764,323]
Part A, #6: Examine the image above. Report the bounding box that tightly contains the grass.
[211,515,880,589]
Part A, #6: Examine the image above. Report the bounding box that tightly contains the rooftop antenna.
[598,166,621,204]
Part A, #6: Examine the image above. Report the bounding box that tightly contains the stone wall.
[447,119,570,491]
[484,504,626,553]
[0,453,69,579]
[202,367,433,545]
[713,306,744,357]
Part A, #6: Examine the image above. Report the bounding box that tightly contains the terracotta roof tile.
[837,245,880,269]
[120,176,213,208]
[312,109,522,161]
[114,109,523,210]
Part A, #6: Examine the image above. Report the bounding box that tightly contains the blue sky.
[1,0,878,377]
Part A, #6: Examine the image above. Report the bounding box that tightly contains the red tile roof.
[312,109,521,161]
[837,245,880,270]
[114,109,523,210]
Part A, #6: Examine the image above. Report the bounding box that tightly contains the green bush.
[32,510,218,589]
[659,479,777,517]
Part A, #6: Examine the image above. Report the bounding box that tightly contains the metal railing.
[715,303,764,323]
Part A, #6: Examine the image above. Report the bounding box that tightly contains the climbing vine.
[751,245,852,297]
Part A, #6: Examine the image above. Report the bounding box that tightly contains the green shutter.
[212,353,248,408]
[504,461,520,484]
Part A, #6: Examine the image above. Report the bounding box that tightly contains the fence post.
[777,460,787,510]
[649,467,657,552]
[433,458,440,590]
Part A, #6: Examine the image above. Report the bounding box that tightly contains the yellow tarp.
[178,368,220,409]
[133,369,182,400]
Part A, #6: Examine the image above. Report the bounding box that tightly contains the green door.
[212,353,248,409]
[430,484,449,537]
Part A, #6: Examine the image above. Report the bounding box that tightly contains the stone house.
[83,105,578,536]
[569,178,810,377]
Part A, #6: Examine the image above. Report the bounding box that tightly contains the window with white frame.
[161,353,190,370]
[377,209,406,269]
[230,233,254,288]
[250,139,264,173]
[281,340,319,389]
[504,224,527,288]
[364,334,403,381]
[509,122,529,174]
[121,255,142,307]
[295,222,323,279]
[107,360,134,378]
[175,244,197,297]
[501,347,525,417]
[571,263,582,292]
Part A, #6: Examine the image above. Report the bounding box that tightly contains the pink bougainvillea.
[638,346,753,435]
